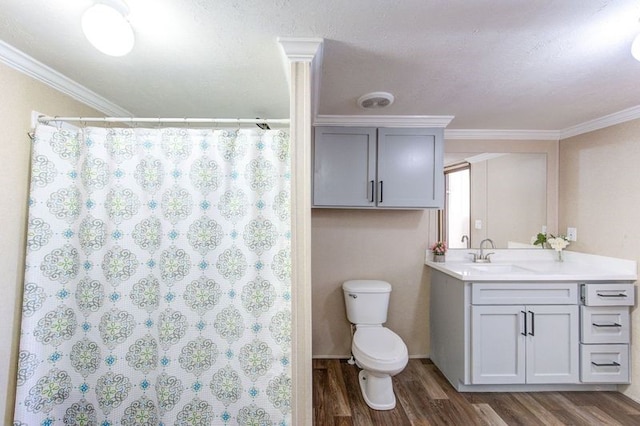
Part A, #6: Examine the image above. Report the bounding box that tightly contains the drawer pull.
[596,293,627,298]
[521,310,527,336]
[592,322,622,328]
[591,361,621,367]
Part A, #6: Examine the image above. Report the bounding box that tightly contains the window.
[442,163,470,249]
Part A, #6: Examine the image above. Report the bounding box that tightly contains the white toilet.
[343,280,408,410]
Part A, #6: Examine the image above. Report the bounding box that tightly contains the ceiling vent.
[357,92,394,109]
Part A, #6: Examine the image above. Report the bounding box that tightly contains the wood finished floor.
[313,358,640,425]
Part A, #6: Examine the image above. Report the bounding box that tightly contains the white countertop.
[425,249,637,282]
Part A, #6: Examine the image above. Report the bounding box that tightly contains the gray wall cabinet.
[313,126,444,209]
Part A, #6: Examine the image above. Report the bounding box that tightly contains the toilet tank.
[343,280,392,325]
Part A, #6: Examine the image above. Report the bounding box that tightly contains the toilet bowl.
[352,325,408,410]
[342,280,408,410]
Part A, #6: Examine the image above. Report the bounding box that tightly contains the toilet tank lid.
[343,280,391,293]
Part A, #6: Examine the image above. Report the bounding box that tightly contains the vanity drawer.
[580,306,630,344]
[580,344,629,383]
[582,284,635,306]
[471,283,578,305]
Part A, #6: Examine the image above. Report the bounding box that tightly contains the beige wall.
[311,209,437,357]
[558,119,640,402]
[311,138,559,358]
[0,62,100,423]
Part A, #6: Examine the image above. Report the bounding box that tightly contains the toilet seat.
[352,327,408,374]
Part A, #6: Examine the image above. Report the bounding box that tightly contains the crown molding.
[4,38,640,138]
[559,105,640,139]
[314,114,455,128]
[277,37,324,62]
[465,152,507,163]
[444,129,561,140]
[277,37,324,120]
[315,104,640,139]
[0,40,132,117]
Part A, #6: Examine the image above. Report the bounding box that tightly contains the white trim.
[0,40,131,117]
[465,153,507,164]
[314,114,454,128]
[445,128,561,140]
[277,37,323,103]
[277,37,324,62]
[315,108,640,139]
[559,104,640,139]
[312,355,352,359]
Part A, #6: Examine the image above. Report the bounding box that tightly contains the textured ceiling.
[1,0,640,130]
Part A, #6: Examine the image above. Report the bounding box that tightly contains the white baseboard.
[312,354,431,359]
[312,355,350,359]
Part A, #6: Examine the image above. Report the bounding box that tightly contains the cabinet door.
[377,127,443,208]
[313,127,376,207]
[471,305,526,384]
[525,305,579,384]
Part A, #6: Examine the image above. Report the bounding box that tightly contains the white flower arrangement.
[532,232,570,251]
[547,236,569,251]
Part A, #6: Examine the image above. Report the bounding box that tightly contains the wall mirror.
[442,152,547,249]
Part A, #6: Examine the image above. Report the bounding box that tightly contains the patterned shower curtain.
[14,124,291,425]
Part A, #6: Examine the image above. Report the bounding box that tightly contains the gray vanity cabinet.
[470,282,580,385]
[429,270,633,391]
[313,126,444,208]
[471,304,579,385]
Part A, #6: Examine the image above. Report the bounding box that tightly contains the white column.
[278,37,323,425]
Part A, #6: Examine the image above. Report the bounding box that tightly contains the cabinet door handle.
[591,361,621,367]
[370,180,375,203]
[521,310,527,336]
[379,180,384,203]
[596,293,627,298]
[528,311,535,336]
[592,322,622,328]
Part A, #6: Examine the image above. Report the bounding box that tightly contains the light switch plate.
[567,227,577,241]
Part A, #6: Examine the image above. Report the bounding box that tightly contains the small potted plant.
[430,241,447,262]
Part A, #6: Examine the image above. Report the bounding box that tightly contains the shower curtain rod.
[36,116,290,125]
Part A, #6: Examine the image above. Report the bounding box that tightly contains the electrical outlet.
[475,219,482,230]
[542,225,547,233]
[567,227,577,241]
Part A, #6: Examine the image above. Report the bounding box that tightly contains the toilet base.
[358,370,396,410]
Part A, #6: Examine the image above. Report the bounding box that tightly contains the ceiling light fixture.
[82,0,134,56]
[357,92,395,109]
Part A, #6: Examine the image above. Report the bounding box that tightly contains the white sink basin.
[467,263,533,274]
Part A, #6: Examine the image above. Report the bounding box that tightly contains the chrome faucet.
[471,238,495,263]
[461,235,469,248]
